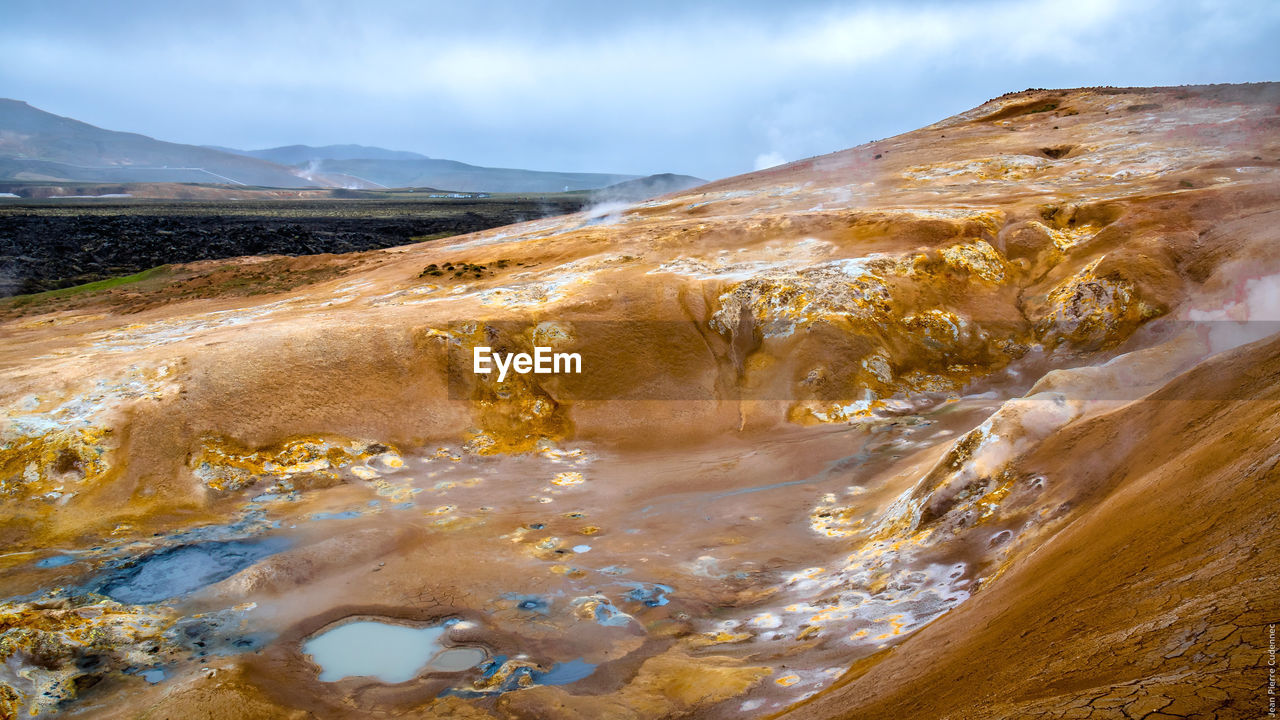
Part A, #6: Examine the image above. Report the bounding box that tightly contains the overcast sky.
[2,0,1277,179]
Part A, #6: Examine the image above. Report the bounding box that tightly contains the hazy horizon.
[3,0,1277,179]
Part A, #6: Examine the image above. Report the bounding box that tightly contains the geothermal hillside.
[0,84,1277,719]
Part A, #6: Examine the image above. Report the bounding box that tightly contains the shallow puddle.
[303,619,486,683]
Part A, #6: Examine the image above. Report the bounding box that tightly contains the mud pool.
[0,393,1010,716]
[97,537,290,604]
[304,620,484,682]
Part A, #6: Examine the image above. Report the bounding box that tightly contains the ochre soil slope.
[781,335,1280,720]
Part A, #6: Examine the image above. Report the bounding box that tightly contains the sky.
[2,0,1277,179]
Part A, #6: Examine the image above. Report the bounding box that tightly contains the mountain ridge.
[0,100,651,193]
[0,99,320,188]
[211,144,431,164]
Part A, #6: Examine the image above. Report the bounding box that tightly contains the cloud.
[0,0,1277,179]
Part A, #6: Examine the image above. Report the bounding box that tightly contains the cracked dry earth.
[1,83,1278,719]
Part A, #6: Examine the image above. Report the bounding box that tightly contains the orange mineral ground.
[1,84,1278,719]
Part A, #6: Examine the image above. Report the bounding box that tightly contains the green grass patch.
[6,265,171,306]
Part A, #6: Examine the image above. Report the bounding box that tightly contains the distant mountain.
[0,99,649,192]
[589,173,706,203]
[0,99,318,187]
[213,144,430,164]
[306,158,639,193]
